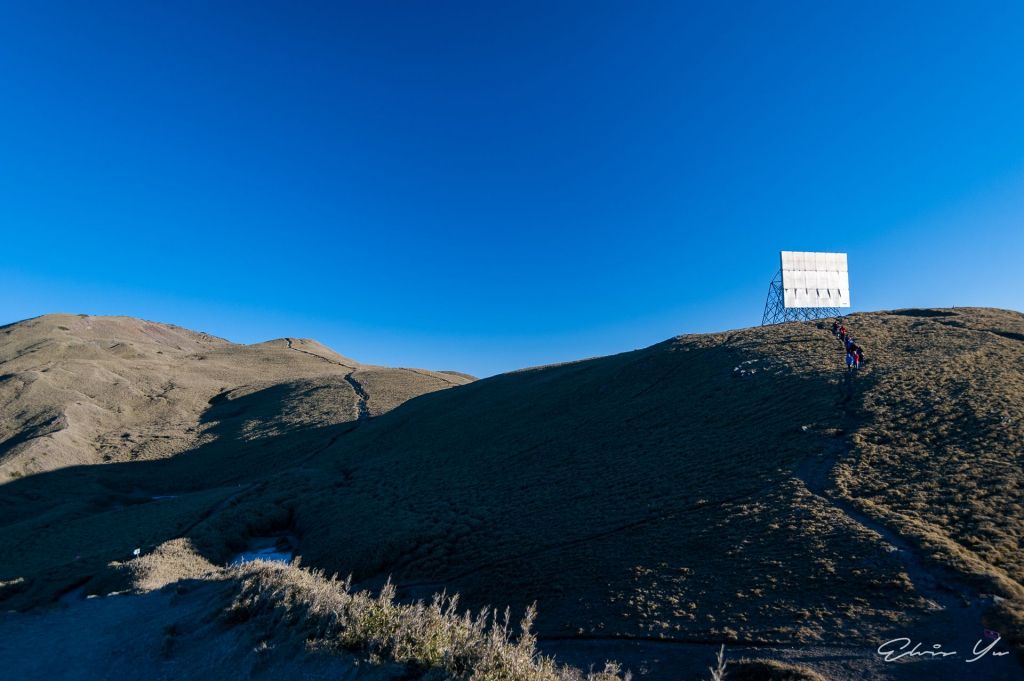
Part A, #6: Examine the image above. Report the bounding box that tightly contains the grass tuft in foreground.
[227,561,630,681]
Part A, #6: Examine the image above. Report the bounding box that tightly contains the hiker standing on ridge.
[839,324,848,341]
[832,320,841,337]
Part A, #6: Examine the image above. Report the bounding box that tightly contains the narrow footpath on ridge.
[285,337,370,421]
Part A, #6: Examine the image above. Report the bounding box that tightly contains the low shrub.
[227,561,629,681]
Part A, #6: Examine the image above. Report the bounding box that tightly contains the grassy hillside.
[0,314,470,478]
[834,309,1023,585]
[197,308,1017,648]
[0,309,1021,680]
[0,313,472,607]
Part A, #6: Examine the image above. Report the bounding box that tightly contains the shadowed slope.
[0,309,1021,681]
[0,313,473,608]
[281,321,914,644]
[241,308,1021,652]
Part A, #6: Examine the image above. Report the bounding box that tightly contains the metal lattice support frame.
[761,270,843,325]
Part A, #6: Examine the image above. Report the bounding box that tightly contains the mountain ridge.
[0,313,472,477]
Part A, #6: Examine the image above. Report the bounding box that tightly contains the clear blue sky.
[2,2,1023,376]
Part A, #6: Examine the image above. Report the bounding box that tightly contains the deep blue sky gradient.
[2,2,1023,375]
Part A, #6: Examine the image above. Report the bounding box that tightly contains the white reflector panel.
[780,251,850,308]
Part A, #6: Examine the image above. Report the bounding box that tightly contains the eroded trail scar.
[795,439,970,611]
[343,372,370,421]
[794,325,985,618]
[284,338,369,421]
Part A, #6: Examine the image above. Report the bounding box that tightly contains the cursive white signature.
[877,637,1010,663]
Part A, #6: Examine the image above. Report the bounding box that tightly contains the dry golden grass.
[0,314,471,476]
[1,308,1022,678]
[0,314,471,609]
[113,537,219,591]
[227,561,631,681]
[831,309,1024,603]
[262,320,932,644]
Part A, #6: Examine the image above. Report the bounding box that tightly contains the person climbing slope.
[830,322,864,371]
